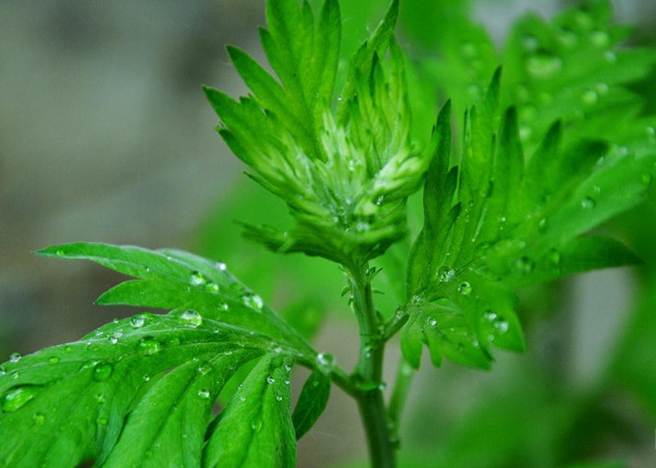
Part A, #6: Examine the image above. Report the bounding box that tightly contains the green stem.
[387,358,414,445]
[349,263,397,468]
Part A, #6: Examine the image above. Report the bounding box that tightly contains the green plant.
[2,0,655,467]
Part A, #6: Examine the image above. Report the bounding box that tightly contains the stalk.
[349,263,397,468]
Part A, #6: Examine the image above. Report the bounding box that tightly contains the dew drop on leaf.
[92,363,113,382]
[9,353,21,363]
[1,386,41,412]
[427,318,437,328]
[48,356,59,364]
[589,30,610,48]
[178,309,203,328]
[0,367,6,377]
[33,412,45,425]
[189,271,207,286]
[581,197,596,209]
[410,295,422,305]
[197,389,211,400]
[205,282,220,293]
[526,52,562,78]
[137,337,161,356]
[581,89,598,105]
[547,248,562,266]
[130,314,147,328]
[515,256,534,274]
[242,293,264,310]
[266,377,275,384]
[458,282,472,296]
[276,395,283,402]
[251,419,263,432]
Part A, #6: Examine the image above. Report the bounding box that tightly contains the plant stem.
[349,263,396,468]
[387,358,414,443]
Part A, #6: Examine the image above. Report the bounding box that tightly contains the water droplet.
[197,389,211,400]
[581,197,596,209]
[316,353,334,368]
[143,375,151,382]
[9,353,21,363]
[239,396,246,402]
[515,256,534,274]
[130,315,147,328]
[411,295,422,305]
[219,302,230,312]
[48,356,59,364]
[137,337,161,356]
[581,89,598,105]
[216,262,227,271]
[538,218,548,232]
[0,367,6,377]
[266,377,275,384]
[179,309,203,328]
[590,30,610,48]
[276,395,283,402]
[356,222,370,232]
[94,393,106,404]
[251,419,263,432]
[526,52,562,78]
[33,412,45,425]
[557,27,578,48]
[1,386,40,412]
[242,293,264,310]
[458,282,472,296]
[189,271,206,286]
[92,363,113,382]
[547,248,562,266]
[468,84,482,99]
[427,318,437,328]
[494,320,509,334]
[595,82,609,96]
[437,266,456,283]
[522,34,540,52]
[376,195,385,206]
[519,125,533,141]
[205,282,220,293]
[197,364,211,375]
[461,42,477,58]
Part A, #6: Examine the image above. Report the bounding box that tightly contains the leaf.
[0,313,297,467]
[292,369,331,439]
[402,69,655,369]
[203,355,296,468]
[36,243,312,356]
[205,0,427,265]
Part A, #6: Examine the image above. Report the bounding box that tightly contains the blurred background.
[2,0,656,467]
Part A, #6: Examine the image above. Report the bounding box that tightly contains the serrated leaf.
[203,355,296,468]
[0,313,288,467]
[402,66,656,369]
[292,369,331,439]
[36,243,312,356]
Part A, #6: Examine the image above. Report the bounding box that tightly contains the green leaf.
[0,313,297,467]
[205,0,426,265]
[36,243,312,356]
[292,369,331,439]
[402,68,656,369]
[203,355,296,468]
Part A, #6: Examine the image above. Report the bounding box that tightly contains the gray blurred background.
[2,1,656,467]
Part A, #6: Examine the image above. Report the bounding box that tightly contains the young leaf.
[205,0,428,266]
[292,369,331,440]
